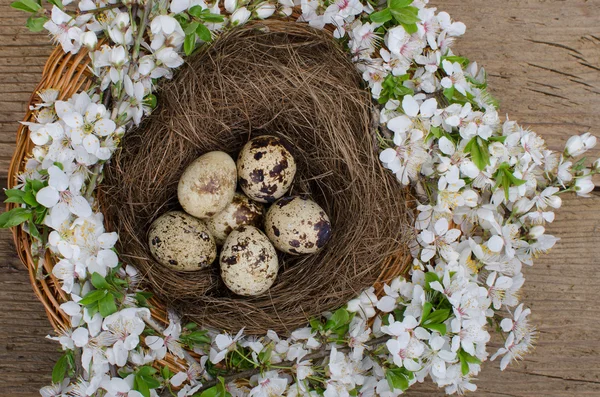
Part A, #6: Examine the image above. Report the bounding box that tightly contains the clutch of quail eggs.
[148,135,332,297]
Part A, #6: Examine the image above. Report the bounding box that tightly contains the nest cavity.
[100,20,411,334]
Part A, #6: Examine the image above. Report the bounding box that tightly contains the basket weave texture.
[7,15,413,373]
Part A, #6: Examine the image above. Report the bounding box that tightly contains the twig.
[132,0,153,62]
[195,335,392,392]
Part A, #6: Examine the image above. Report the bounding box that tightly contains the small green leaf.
[390,6,420,25]
[10,0,41,13]
[188,5,204,17]
[23,191,38,207]
[420,302,433,324]
[52,354,69,384]
[134,375,150,397]
[30,179,44,192]
[423,309,450,325]
[47,0,63,8]
[443,86,455,101]
[137,366,158,377]
[79,289,108,306]
[370,8,393,24]
[424,272,440,290]
[401,22,418,34]
[465,137,490,171]
[0,207,32,228]
[91,272,110,290]
[4,189,26,199]
[196,24,212,42]
[184,33,196,56]
[184,21,199,35]
[199,12,224,23]
[386,367,410,391]
[387,0,413,9]
[422,323,447,335]
[99,293,117,317]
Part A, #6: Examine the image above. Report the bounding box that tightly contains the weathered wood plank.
[0,0,599,395]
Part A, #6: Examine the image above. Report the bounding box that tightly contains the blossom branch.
[194,335,393,393]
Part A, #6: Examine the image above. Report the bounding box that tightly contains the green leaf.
[5,189,25,199]
[386,367,410,392]
[370,8,393,24]
[78,289,108,306]
[390,6,420,25]
[137,366,158,377]
[99,293,118,317]
[493,163,526,200]
[47,0,63,8]
[443,86,455,101]
[184,21,200,35]
[0,207,32,228]
[4,196,25,204]
[424,272,440,290]
[420,302,433,324]
[188,5,204,17]
[91,272,110,290]
[465,137,490,171]
[140,375,161,389]
[488,135,507,143]
[184,33,196,56]
[10,0,41,13]
[23,191,38,207]
[401,22,418,34]
[423,309,450,325]
[442,55,470,67]
[199,12,225,23]
[457,349,480,376]
[134,375,151,397]
[52,354,69,383]
[422,323,447,334]
[30,179,44,192]
[196,24,212,42]
[387,0,413,9]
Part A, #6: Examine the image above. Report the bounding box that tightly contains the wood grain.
[0,0,599,395]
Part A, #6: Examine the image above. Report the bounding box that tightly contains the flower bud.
[224,0,237,12]
[231,7,251,25]
[593,158,600,173]
[528,225,545,239]
[565,133,596,157]
[255,3,276,19]
[81,31,98,51]
[575,176,594,197]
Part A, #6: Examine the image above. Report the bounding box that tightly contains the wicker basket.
[7,16,413,374]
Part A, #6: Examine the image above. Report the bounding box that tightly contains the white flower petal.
[36,186,60,208]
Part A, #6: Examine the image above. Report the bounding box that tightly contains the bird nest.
[99,20,412,334]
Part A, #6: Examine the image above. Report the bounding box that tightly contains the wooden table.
[1,0,599,395]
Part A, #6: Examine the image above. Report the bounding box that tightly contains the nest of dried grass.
[100,20,412,334]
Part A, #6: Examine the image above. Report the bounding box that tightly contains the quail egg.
[220,226,278,296]
[206,192,264,245]
[237,135,296,203]
[178,151,237,219]
[148,211,217,271]
[264,196,332,255]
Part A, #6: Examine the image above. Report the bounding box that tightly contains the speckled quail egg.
[220,226,279,296]
[237,136,297,203]
[265,196,332,255]
[178,151,237,219]
[206,192,264,245]
[148,211,217,271]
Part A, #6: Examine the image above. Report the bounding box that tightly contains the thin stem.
[132,0,153,62]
